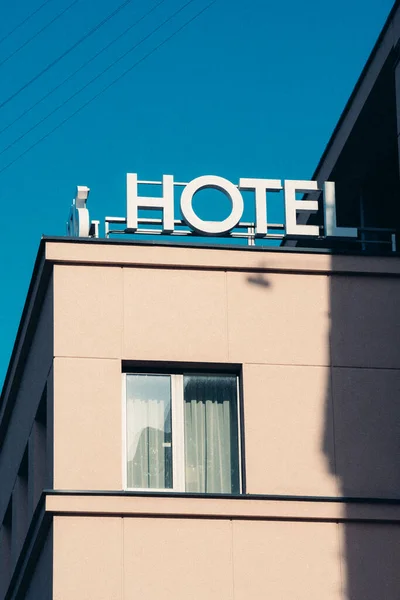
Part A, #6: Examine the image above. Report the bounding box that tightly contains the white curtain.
[126,375,172,489]
[184,376,239,494]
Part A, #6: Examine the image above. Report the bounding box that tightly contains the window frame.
[122,370,243,494]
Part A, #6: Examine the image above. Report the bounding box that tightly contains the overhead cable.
[0,0,197,158]
[0,0,55,47]
[0,0,216,176]
[0,0,140,111]
[0,0,81,69]
[0,0,167,128]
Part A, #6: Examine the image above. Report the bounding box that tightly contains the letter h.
[126,173,175,233]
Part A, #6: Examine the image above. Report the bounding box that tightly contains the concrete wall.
[51,243,400,500]
[47,241,400,600]
[50,511,400,600]
[52,259,336,494]
[52,515,344,600]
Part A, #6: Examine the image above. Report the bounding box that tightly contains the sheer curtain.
[184,375,239,494]
[126,375,172,489]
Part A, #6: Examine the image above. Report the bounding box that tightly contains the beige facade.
[1,238,400,599]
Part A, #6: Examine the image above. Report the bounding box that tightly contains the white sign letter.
[180,175,244,235]
[126,173,174,233]
[239,178,282,236]
[324,181,357,238]
[284,180,320,236]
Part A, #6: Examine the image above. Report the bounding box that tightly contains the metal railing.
[98,216,398,252]
[104,216,285,245]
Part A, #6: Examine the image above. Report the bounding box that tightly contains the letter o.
[180,175,244,235]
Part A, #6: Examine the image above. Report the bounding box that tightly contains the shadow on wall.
[246,264,271,288]
[323,259,400,599]
[245,258,400,599]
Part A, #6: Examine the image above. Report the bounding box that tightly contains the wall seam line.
[231,519,235,600]
[121,515,124,600]
[328,274,339,482]
[225,270,230,362]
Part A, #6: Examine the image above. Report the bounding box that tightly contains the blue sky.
[0,0,394,386]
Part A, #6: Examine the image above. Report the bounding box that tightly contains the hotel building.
[2,2,400,599]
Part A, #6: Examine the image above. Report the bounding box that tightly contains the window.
[124,373,241,494]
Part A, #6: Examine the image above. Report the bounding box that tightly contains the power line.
[0,0,139,110]
[0,0,55,47]
[0,1,167,138]
[0,0,81,69]
[0,0,197,158]
[0,0,216,176]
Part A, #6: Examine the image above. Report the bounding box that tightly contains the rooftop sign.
[67,173,358,242]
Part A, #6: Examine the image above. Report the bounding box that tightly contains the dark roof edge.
[0,238,47,412]
[312,0,399,180]
[39,234,400,258]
